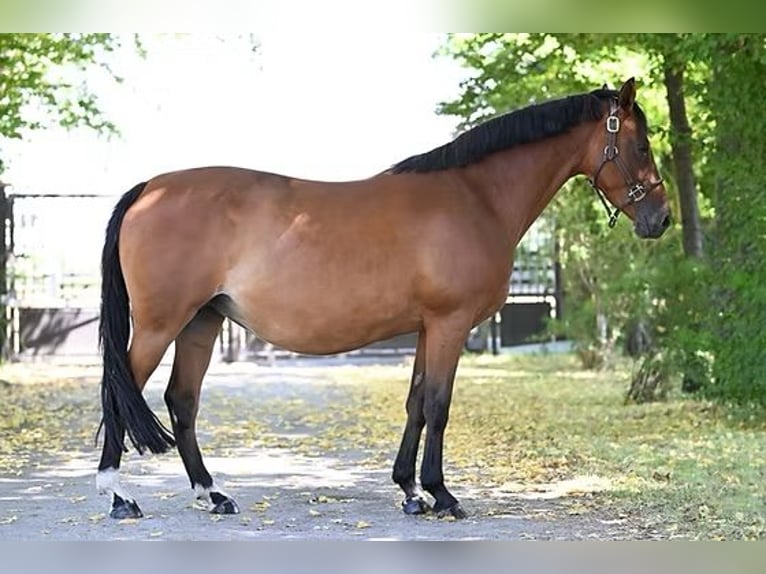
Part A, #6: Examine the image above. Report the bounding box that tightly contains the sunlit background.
[4,33,464,192]
[2,33,466,308]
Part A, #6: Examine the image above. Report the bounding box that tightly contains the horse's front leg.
[419,316,470,519]
[392,330,430,514]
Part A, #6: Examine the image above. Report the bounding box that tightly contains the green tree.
[701,34,766,405]
[0,33,124,171]
[0,33,124,360]
[437,34,685,369]
[438,33,766,406]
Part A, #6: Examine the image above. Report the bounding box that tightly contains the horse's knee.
[405,394,425,425]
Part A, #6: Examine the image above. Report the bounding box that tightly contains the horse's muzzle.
[635,206,672,239]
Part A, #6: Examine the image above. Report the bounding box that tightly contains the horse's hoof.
[109,495,143,519]
[437,503,467,520]
[210,492,240,515]
[402,496,430,515]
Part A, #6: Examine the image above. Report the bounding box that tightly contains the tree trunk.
[626,352,669,404]
[663,65,704,259]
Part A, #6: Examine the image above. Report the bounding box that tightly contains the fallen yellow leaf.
[250,501,271,512]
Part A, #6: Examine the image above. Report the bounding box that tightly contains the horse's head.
[584,78,671,239]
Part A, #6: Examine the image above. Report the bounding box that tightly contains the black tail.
[99,182,176,455]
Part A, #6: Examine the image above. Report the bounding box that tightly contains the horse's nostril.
[661,213,671,229]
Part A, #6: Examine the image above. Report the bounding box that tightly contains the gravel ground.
[0,357,636,540]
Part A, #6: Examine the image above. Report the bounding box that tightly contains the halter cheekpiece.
[588,98,663,228]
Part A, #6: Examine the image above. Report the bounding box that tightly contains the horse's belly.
[215,290,420,355]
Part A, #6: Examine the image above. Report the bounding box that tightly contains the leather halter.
[588,99,664,228]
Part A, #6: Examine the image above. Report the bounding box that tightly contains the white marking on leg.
[96,467,136,503]
[193,481,231,508]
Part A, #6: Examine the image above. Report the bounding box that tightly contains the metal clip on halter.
[627,182,647,204]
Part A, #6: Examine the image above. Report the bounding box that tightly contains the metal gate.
[504,216,562,345]
[466,216,562,353]
[1,186,113,358]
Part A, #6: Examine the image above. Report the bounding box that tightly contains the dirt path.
[0,358,639,540]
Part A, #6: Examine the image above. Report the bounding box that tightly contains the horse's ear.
[618,77,636,111]
[601,82,608,90]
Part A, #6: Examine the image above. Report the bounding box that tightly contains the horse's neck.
[461,124,592,246]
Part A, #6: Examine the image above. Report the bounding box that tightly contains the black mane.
[391,88,646,174]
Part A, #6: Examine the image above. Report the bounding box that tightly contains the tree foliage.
[701,35,766,405]
[439,34,677,364]
[0,33,123,172]
[0,33,126,361]
[437,33,766,406]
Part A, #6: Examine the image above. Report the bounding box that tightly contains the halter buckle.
[628,183,647,203]
[606,115,620,134]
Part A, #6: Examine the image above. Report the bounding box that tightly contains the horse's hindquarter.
[121,167,512,355]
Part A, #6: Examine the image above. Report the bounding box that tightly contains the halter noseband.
[588,99,664,228]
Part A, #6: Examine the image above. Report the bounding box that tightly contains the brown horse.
[97,78,669,520]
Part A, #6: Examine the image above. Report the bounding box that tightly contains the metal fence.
[10,193,112,307]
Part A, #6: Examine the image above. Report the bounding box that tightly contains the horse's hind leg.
[164,306,239,514]
[97,329,174,519]
[96,423,135,518]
